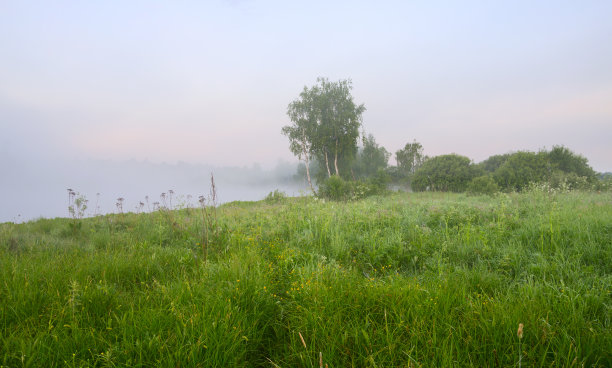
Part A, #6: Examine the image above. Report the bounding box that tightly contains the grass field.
[1,190,610,367]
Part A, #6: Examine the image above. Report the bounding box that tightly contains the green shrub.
[264,189,287,203]
[493,151,549,191]
[317,174,389,201]
[548,171,592,191]
[467,175,500,195]
[317,175,353,201]
[594,173,612,192]
[367,169,391,193]
[412,154,481,192]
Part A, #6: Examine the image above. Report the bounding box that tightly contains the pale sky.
[2,0,612,172]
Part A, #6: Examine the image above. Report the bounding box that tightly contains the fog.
[2,1,612,222]
[1,155,307,223]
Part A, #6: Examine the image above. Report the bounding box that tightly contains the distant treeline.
[407,145,606,194]
[297,139,610,199]
[283,78,610,199]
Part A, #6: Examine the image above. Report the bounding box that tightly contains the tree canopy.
[395,141,426,176]
[352,134,390,179]
[547,145,597,181]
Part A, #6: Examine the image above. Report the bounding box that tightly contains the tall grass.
[1,191,610,366]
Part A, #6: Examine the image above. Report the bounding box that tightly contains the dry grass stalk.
[298,332,307,349]
[517,323,524,368]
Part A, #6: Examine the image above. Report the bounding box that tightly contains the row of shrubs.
[465,171,610,195]
[270,170,609,203]
[316,170,609,201]
[275,150,612,202]
[265,177,385,203]
[408,147,610,194]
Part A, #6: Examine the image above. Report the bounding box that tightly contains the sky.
[1,1,612,220]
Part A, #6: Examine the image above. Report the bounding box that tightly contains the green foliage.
[548,145,597,181]
[283,77,365,183]
[595,173,612,191]
[295,160,320,182]
[317,173,389,201]
[493,151,549,191]
[68,190,88,220]
[467,175,500,195]
[395,140,426,176]
[384,165,405,183]
[367,168,391,191]
[483,147,598,192]
[548,171,592,191]
[317,175,351,200]
[265,189,288,203]
[313,78,365,177]
[352,134,390,179]
[412,154,482,192]
[479,153,511,173]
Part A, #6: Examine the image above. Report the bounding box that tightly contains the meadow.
[0,190,610,367]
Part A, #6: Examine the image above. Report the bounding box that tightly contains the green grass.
[1,191,610,367]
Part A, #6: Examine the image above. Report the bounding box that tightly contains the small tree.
[352,133,390,179]
[396,140,426,176]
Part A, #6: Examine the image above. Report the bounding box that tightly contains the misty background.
[1,156,307,222]
[2,1,612,222]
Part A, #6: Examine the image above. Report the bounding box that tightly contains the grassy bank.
[1,191,610,367]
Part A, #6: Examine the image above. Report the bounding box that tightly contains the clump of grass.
[265,189,288,203]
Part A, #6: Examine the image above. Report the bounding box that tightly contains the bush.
[493,151,549,191]
[264,189,287,203]
[594,173,612,192]
[467,175,500,195]
[384,166,407,183]
[548,171,591,191]
[317,176,352,201]
[367,169,391,192]
[317,174,389,201]
[412,154,481,192]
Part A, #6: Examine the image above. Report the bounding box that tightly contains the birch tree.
[282,89,317,193]
[315,78,365,177]
[283,77,365,186]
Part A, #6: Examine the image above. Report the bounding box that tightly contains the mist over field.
[0,155,306,222]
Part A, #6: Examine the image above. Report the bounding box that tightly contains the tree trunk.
[304,153,315,194]
[300,131,315,194]
[324,151,332,177]
[334,138,340,176]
